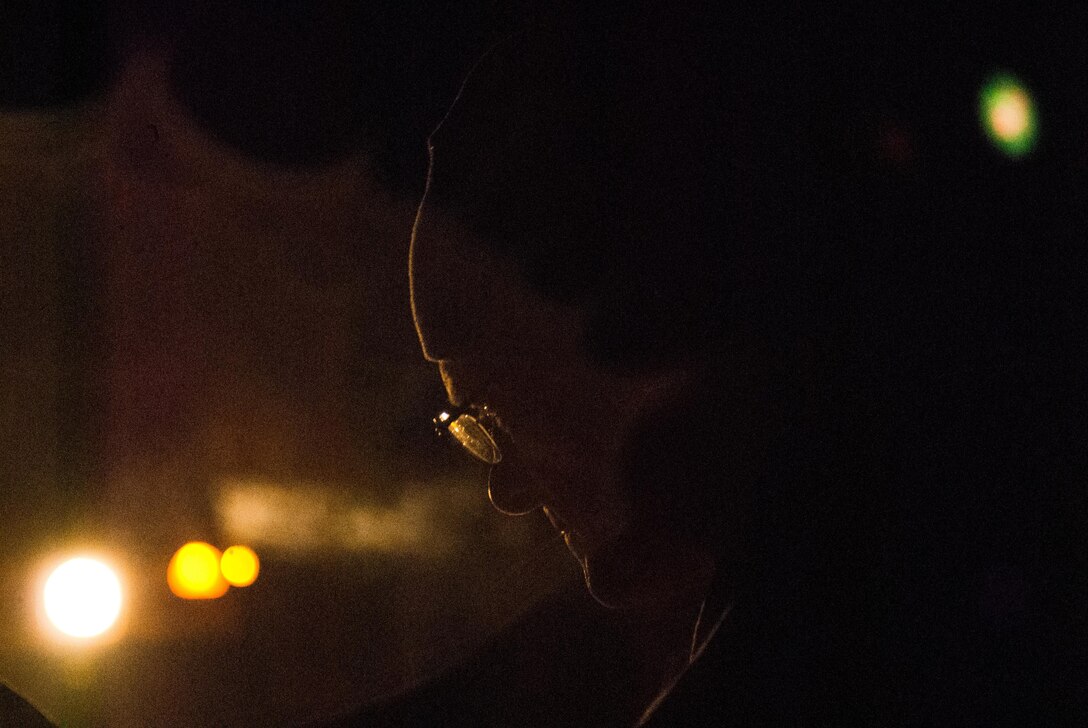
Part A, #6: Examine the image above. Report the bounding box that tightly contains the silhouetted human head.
[410,1,1086,632]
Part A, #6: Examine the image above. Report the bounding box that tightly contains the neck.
[612,588,707,721]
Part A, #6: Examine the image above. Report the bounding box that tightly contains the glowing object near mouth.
[43,558,123,638]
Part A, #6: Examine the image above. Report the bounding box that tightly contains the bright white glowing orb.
[43,558,123,638]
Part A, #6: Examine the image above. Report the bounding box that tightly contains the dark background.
[0,2,577,725]
[3,2,1087,725]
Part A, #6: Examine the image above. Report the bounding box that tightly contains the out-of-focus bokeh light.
[220,545,260,587]
[43,558,123,638]
[980,74,1037,157]
[168,542,229,599]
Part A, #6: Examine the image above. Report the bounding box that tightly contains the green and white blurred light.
[980,74,1037,158]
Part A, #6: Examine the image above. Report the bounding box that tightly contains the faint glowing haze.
[215,479,457,556]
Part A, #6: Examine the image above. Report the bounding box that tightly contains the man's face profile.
[408,149,717,611]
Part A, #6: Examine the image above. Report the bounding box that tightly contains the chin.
[584,577,634,610]
[580,533,715,613]
[555,521,639,608]
[579,548,651,610]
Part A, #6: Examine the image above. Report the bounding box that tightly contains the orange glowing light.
[167,542,229,599]
[220,545,260,587]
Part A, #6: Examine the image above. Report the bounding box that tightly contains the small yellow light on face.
[167,542,229,599]
[438,411,451,423]
[43,557,123,639]
[219,545,260,587]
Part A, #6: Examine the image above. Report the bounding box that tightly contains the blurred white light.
[43,557,123,638]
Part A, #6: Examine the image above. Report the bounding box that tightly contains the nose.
[408,239,446,363]
[408,194,482,364]
[409,181,442,362]
[437,359,466,406]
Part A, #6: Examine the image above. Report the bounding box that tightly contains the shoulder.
[307,584,644,727]
[0,683,51,727]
